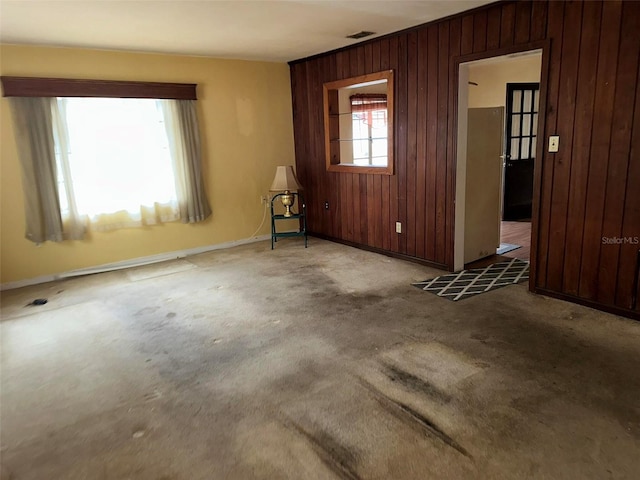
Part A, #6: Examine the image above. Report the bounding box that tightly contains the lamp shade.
[270,165,302,192]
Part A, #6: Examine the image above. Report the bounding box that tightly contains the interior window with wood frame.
[323,70,394,175]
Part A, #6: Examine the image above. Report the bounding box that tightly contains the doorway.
[503,82,540,221]
[454,50,543,271]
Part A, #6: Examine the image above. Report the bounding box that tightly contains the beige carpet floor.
[1,238,639,479]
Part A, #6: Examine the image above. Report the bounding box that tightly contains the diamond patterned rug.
[412,258,529,301]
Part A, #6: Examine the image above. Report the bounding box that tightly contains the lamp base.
[281,191,295,217]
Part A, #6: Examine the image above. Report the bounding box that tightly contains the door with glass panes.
[503,83,539,220]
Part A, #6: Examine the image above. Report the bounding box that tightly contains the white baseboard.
[1,234,271,291]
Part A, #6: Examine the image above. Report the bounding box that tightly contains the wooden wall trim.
[535,288,639,321]
[528,40,552,295]
[0,76,197,100]
[322,71,391,90]
[453,39,548,64]
[325,164,394,175]
[309,232,450,271]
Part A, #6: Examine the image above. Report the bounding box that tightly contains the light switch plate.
[549,135,560,153]
[395,222,402,234]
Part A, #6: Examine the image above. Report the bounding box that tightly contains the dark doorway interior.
[503,83,539,221]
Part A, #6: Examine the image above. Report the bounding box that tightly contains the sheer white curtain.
[59,97,181,231]
[51,99,87,239]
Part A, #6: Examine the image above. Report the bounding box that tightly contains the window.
[323,70,394,175]
[56,98,177,220]
[505,84,539,161]
[2,76,211,243]
[350,94,388,166]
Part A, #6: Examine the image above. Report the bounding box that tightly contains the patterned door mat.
[412,258,529,301]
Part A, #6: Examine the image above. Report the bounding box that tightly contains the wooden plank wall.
[289,0,640,318]
[536,0,639,317]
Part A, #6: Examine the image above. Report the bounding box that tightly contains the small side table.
[270,192,307,249]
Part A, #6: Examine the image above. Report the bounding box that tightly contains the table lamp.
[270,165,302,217]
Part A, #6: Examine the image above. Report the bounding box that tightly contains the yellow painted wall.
[0,44,295,284]
[468,54,541,108]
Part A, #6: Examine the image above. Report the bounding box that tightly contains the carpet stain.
[287,421,361,480]
[382,362,452,404]
[361,379,471,459]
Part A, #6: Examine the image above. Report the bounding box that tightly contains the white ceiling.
[0,0,493,62]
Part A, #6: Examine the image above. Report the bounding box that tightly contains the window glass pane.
[352,115,368,140]
[533,90,539,112]
[522,114,532,136]
[531,136,537,158]
[351,109,387,166]
[521,137,530,159]
[511,138,520,160]
[370,120,387,141]
[370,109,387,128]
[62,98,176,217]
[512,90,522,113]
[523,90,532,113]
[371,139,388,166]
[533,113,538,135]
[352,138,369,163]
[511,115,520,136]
